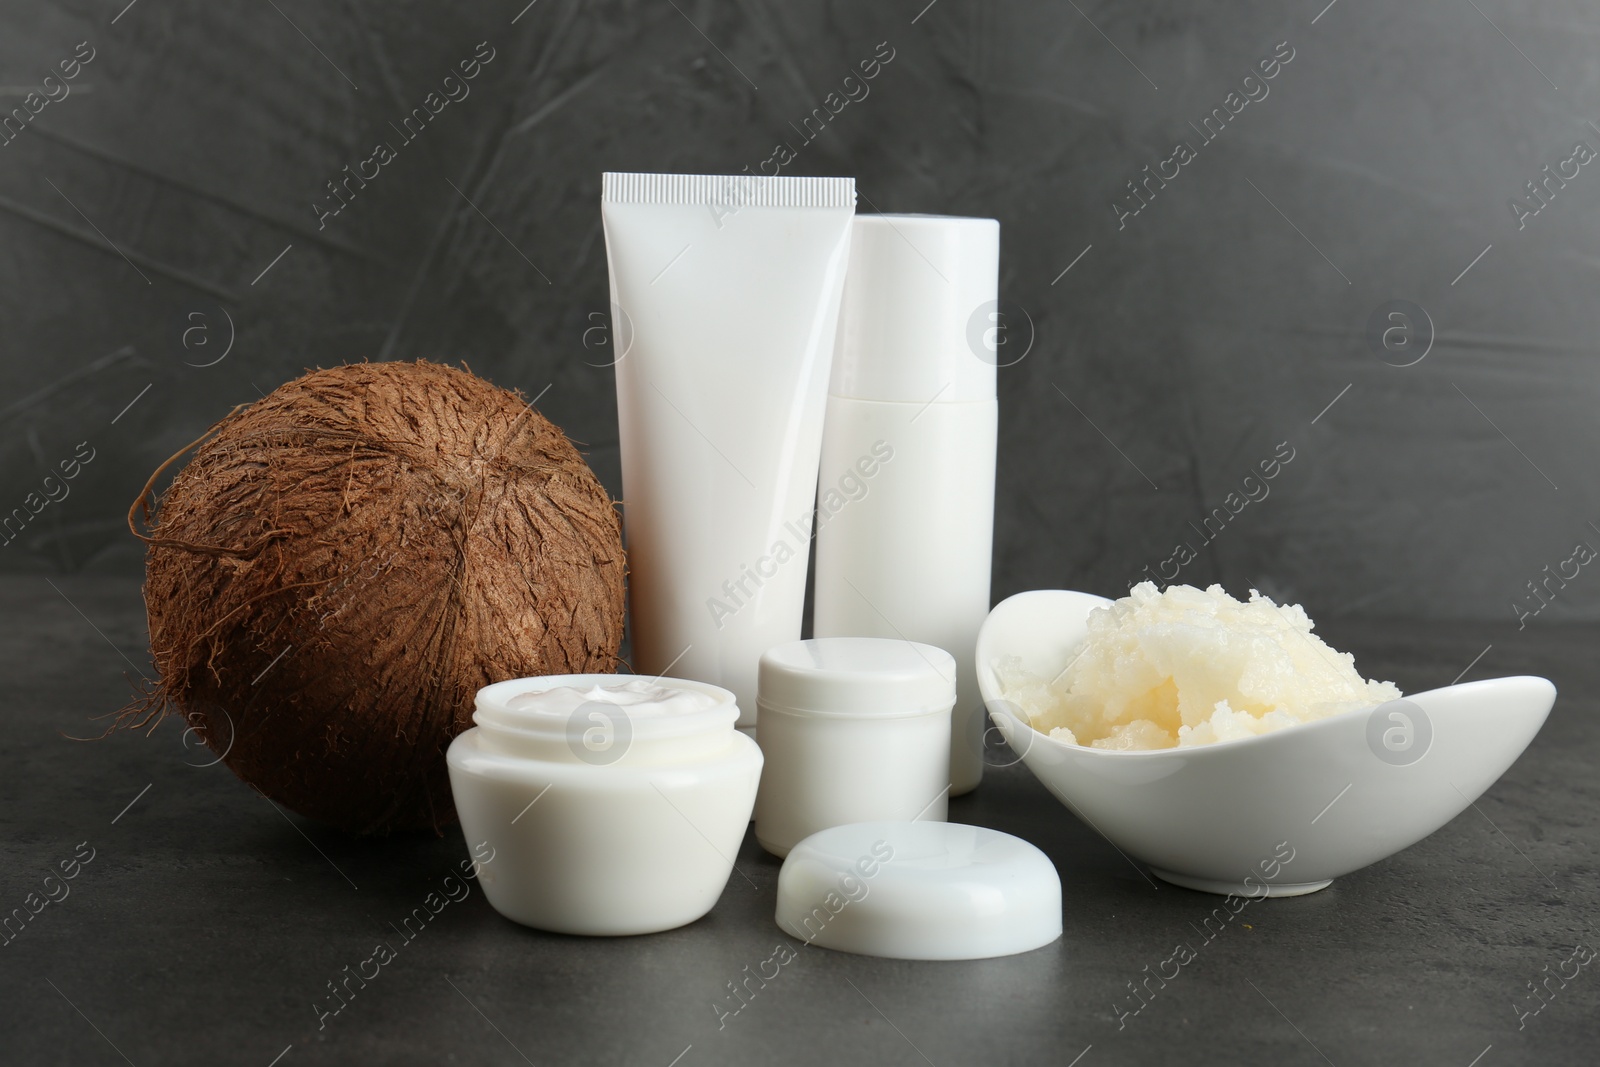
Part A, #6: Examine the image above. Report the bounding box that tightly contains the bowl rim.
[988,672,1555,762]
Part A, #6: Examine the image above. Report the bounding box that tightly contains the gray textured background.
[4,6,1598,1067]
[2,0,1596,628]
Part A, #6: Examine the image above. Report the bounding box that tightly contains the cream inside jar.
[505,679,720,718]
[474,675,738,764]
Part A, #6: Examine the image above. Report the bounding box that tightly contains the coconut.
[127,361,626,834]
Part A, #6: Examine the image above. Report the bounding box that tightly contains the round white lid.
[774,821,1062,960]
[832,214,999,405]
[758,637,956,717]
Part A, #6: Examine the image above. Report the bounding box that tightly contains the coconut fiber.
[128,361,626,834]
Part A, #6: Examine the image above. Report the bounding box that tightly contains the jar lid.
[774,821,1062,960]
[758,638,956,717]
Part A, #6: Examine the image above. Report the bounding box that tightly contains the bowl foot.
[1151,869,1332,897]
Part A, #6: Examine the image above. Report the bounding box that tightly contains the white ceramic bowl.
[976,590,1556,896]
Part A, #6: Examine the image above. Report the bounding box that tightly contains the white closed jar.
[446,674,763,936]
[754,638,956,858]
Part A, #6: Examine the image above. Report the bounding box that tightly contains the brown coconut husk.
[126,360,626,835]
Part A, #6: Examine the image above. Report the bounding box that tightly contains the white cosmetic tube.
[602,173,856,731]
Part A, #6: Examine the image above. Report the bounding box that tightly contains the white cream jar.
[446,674,763,935]
[754,638,956,858]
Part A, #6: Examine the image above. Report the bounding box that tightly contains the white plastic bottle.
[812,214,999,795]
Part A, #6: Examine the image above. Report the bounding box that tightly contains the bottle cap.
[775,821,1062,960]
[831,214,1000,405]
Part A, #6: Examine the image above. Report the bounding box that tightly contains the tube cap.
[758,637,956,717]
[775,821,1062,960]
[832,214,999,404]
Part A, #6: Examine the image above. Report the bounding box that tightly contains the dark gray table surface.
[3,575,1596,1066]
